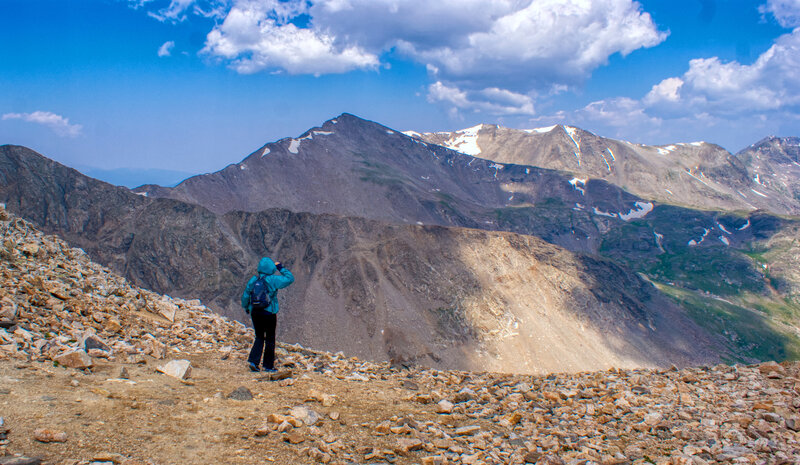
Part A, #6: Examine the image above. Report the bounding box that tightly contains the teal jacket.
[241,257,295,314]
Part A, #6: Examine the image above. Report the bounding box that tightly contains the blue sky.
[2,0,799,185]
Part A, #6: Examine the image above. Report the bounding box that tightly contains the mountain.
[2,114,800,369]
[410,124,800,215]
[2,208,798,464]
[736,136,800,204]
[0,146,723,373]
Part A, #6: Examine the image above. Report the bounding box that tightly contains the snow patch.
[240,165,246,170]
[288,139,301,154]
[717,223,731,234]
[402,130,422,138]
[690,141,704,146]
[525,168,530,174]
[386,130,394,134]
[261,147,271,157]
[525,125,557,134]
[754,173,761,185]
[606,147,615,161]
[331,119,338,124]
[683,170,711,187]
[444,124,483,155]
[313,131,333,136]
[750,188,769,198]
[719,236,730,246]
[688,228,711,246]
[619,202,654,221]
[569,178,586,195]
[656,145,676,155]
[135,192,148,197]
[564,126,581,164]
[592,207,618,218]
[737,219,751,230]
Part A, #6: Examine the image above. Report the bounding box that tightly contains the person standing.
[241,257,294,372]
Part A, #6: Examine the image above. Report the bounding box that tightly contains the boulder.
[54,350,93,369]
[289,405,321,426]
[156,360,192,380]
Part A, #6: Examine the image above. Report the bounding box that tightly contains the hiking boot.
[248,362,260,372]
[262,367,278,373]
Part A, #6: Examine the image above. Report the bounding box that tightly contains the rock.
[156,360,192,380]
[289,406,321,426]
[92,452,125,463]
[54,350,93,369]
[785,416,799,432]
[0,458,43,465]
[277,421,293,433]
[536,455,566,465]
[118,367,129,379]
[33,428,67,443]
[283,431,305,444]
[254,426,270,436]
[643,412,663,425]
[147,338,167,360]
[155,298,178,322]
[757,361,784,375]
[436,399,454,414]
[306,389,336,406]
[454,425,480,436]
[83,334,110,352]
[421,456,447,465]
[715,446,752,461]
[395,438,424,454]
[227,386,253,401]
[20,243,39,257]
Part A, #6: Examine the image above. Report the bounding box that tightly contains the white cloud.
[428,81,535,115]
[644,28,800,116]
[193,0,665,113]
[760,0,800,28]
[2,111,83,137]
[148,0,197,22]
[158,40,175,57]
[202,1,379,75]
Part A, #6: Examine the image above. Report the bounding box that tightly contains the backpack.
[250,275,272,311]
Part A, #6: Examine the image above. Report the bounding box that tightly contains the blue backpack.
[250,275,272,311]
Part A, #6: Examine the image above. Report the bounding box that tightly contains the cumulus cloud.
[158,40,175,57]
[2,111,83,137]
[644,28,800,116]
[428,81,535,116]
[760,0,800,28]
[173,0,663,113]
[202,1,379,75]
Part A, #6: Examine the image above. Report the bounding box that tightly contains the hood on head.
[257,257,276,275]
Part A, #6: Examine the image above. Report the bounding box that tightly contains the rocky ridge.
[411,124,800,215]
[1,197,800,464]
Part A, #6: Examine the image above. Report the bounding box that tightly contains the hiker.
[241,257,294,373]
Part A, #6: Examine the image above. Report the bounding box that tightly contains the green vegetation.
[655,283,800,363]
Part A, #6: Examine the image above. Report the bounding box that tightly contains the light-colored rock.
[54,350,93,369]
[33,429,67,443]
[289,405,321,426]
[156,360,192,380]
[436,399,454,414]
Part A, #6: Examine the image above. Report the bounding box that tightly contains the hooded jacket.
[241,257,295,314]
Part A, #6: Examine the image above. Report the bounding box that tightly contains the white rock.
[157,359,192,380]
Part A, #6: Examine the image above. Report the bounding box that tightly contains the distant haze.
[78,167,195,189]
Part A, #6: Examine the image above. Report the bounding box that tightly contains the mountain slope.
[412,124,800,215]
[736,136,800,204]
[2,209,798,464]
[0,147,723,373]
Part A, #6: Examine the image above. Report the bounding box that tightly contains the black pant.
[248,311,277,369]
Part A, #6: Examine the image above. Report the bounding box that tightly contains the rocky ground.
[1,205,799,465]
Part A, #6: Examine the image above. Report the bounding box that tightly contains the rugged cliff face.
[414,124,800,215]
